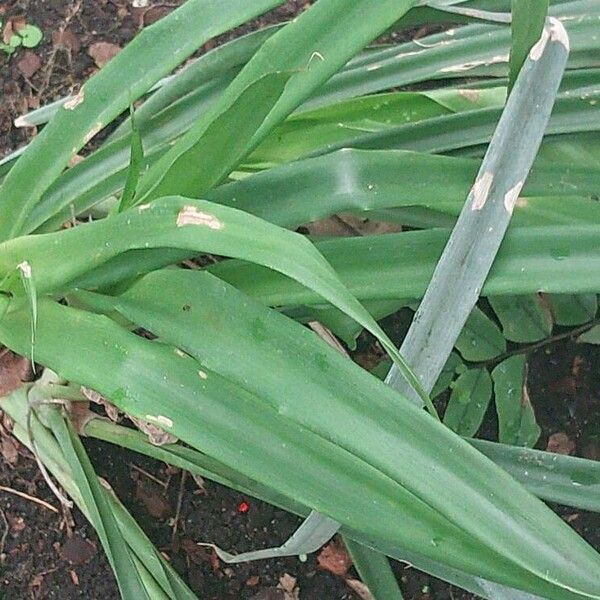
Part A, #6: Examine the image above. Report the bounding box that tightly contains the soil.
[0,2,599,600]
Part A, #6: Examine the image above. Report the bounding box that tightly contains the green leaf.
[492,355,541,448]
[118,107,144,212]
[85,413,600,517]
[17,261,37,369]
[73,223,600,309]
[249,88,502,165]
[444,368,492,437]
[134,71,294,202]
[432,352,465,398]
[345,539,404,599]
[110,25,283,141]
[578,325,600,345]
[488,294,553,343]
[549,293,597,326]
[0,197,430,409]
[3,282,600,597]
[470,438,600,513]
[509,0,548,92]
[455,307,506,361]
[0,0,289,242]
[34,400,150,599]
[208,511,340,563]
[17,24,43,48]
[8,34,22,48]
[0,43,16,55]
[297,89,599,162]
[2,384,197,599]
[30,141,600,236]
[135,0,421,202]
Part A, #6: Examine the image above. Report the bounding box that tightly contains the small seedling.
[0,20,43,56]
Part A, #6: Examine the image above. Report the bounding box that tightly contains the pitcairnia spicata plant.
[1,1,600,598]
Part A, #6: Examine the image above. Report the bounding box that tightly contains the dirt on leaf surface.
[1,1,599,600]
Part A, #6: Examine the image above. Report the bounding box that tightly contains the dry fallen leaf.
[317,540,353,578]
[134,480,172,519]
[59,535,97,565]
[52,27,80,54]
[17,51,41,78]
[346,578,375,600]
[0,349,33,397]
[130,415,179,446]
[8,514,26,534]
[546,432,575,455]
[277,574,300,600]
[81,387,121,422]
[88,41,121,68]
[2,16,26,44]
[1,434,20,465]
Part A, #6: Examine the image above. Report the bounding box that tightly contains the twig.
[479,317,600,369]
[0,507,8,559]
[0,485,59,513]
[38,0,82,97]
[129,463,169,489]
[171,470,186,545]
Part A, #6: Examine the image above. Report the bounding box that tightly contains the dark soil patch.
[1,2,599,600]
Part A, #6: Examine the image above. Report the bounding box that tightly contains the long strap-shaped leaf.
[72,268,600,598]
[384,16,569,400]
[0,196,431,410]
[37,401,151,600]
[2,384,197,600]
[205,223,600,307]
[79,415,600,518]
[133,0,420,202]
[0,0,290,242]
[3,283,600,598]
[81,414,600,597]
[382,16,568,600]
[509,0,548,91]
[201,511,340,563]
[205,148,600,228]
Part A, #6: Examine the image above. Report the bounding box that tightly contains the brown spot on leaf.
[458,88,481,103]
[176,206,222,229]
[83,122,103,144]
[470,171,494,211]
[504,180,524,215]
[64,88,85,110]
